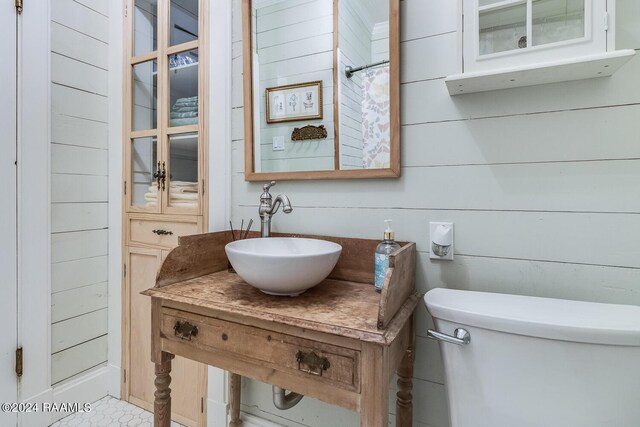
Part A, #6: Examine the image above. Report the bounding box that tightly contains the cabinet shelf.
[446,50,636,95]
[152,61,199,75]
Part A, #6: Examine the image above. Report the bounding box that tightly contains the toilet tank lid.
[424,288,640,346]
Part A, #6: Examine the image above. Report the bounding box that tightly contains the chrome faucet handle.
[260,181,276,208]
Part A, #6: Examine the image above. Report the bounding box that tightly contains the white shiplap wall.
[338,1,371,169]
[231,1,640,426]
[371,21,389,62]
[254,0,335,173]
[50,0,109,386]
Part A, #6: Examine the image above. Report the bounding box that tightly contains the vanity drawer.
[127,215,201,249]
[161,308,360,392]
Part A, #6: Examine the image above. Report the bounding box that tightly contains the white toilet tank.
[424,288,640,427]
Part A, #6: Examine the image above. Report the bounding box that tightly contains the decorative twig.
[243,219,253,240]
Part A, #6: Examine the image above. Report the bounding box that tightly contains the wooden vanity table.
[143,231,419,427]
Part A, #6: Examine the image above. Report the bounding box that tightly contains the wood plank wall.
[50,0,110,386]
[337,1,372,169]
[254,0,335,173]
[231,0,640,425]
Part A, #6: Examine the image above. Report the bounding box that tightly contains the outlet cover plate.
[430,222,454,260]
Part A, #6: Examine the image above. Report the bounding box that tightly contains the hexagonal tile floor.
[50,395,184,427]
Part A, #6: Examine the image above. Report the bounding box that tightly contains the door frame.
[0,4,19,425]
[17,0,52,422]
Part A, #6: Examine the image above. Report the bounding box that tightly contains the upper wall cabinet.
[242,0,400,181]
[466,0,607,71]
[447,0,636,94]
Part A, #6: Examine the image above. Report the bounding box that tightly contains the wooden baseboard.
[127,395,198,427]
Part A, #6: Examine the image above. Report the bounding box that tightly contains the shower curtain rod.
[345,59,390,79]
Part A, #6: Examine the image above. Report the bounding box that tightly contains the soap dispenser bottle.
[375,220,401,292]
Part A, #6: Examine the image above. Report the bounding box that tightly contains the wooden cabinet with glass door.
[122,1,208,426]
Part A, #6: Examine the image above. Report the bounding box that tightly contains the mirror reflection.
[250,0,391,174]
[338,0,390,170]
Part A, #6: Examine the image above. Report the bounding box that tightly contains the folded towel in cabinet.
[168,192,198,201]
[144,189,197,202]
[145,200,196,208]
[169,180,198,188]
[171,106,198,113]
[173,96,198,105]
[170,117,198,127]
[147,181,197,189]
[170,111,198,119]
[147,186,197,194]
[175,95,197,102]
[168,201,197,208]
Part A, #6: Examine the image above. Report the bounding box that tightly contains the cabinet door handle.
[174,321,198,341]
[160,161,167,191]
[152,161,162,190]
[152,229,173,236]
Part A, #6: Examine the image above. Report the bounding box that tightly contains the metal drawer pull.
[152,229,173,235]
[296,351,330,376]
[174,321,198,341]
[427,328,470,346]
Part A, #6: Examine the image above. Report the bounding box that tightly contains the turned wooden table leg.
[396,336,415,426]
[154,352,175,427]
[228,373,242,427]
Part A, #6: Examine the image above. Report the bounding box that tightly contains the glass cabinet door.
[531,0,585,47]
[133,0,158,56]
[168,49,199,130]
[477,0,587,58]
[465,0,603,73]
[479,2,527,55]
[162,0,201,213]
[128,0,160,212]
[126,0,203,214]
[130,136,162,210]
[165,133,199,211]
[132,60,158,131]
[169,0,199,46]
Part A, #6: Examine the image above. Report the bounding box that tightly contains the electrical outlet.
[272,136,285,151]
[430,222,454,260]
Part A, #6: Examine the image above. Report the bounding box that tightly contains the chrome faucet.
[258,181,292,237]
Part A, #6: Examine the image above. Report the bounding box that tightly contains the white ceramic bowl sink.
[225,237,342,296]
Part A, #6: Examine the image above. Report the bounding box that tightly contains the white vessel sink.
[225,237,342,296]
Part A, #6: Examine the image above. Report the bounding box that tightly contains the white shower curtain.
[361,66,391,169]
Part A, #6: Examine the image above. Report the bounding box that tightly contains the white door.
[0,2,19,426]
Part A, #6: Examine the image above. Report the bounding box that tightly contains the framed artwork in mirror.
[242,0,400,180]
[266,81,323,124]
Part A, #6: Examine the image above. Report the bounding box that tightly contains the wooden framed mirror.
[242,0,400,181]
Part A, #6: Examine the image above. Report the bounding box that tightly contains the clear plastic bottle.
[374,220,401,292]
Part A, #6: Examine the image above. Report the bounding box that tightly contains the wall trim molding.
[209,0,232,232]
[107,0,124,394]
[106,363,121,398]
[208,0,233,421]
[50,366,110,425]
[19,388,52,427]
[241,412,285,427]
